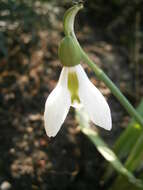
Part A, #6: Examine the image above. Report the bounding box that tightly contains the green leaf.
[103,100,143,181]
[114,99,143,159]
[125,132,143,171]
[76,108,143,188]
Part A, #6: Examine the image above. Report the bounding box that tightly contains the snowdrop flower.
[44,36,112,137]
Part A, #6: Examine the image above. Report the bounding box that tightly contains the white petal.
[44,68,71,137]
[76,65,112,130]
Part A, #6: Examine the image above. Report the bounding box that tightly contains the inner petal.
[67,71,80,106]
[71,100,83,109]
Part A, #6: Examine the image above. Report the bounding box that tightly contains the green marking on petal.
[68,71,80,104]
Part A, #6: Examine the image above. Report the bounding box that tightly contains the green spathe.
[58,35,81,67]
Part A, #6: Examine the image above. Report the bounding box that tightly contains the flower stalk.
[64,3,143,127]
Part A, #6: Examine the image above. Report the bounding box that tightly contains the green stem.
[63,4,143,127]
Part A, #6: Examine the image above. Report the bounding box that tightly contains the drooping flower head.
[44,4,112,137]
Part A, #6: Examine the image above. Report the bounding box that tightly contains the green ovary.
[58,36,81,67]
[68,72,80,104]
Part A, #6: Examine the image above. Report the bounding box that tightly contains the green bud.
[58,35,81,67]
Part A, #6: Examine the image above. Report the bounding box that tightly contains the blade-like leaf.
[104,100,143,181]
[76,108,143,188]
[114,99,143,158]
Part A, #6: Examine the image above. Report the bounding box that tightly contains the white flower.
[44,64,112,137]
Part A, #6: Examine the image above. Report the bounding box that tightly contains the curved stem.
[63,4,143,127]
[63,4,83,36]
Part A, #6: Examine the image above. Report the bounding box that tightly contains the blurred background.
[0,0,143,190]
